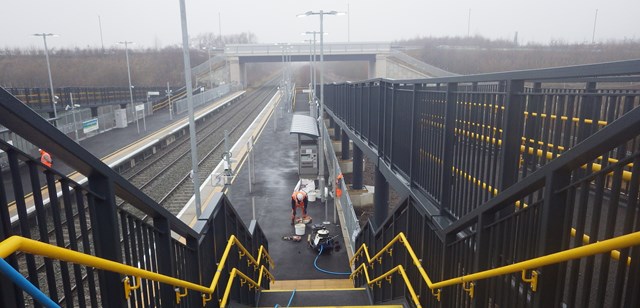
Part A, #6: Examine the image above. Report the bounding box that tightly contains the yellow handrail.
[219,265,274,308]
[351,263,423,308]
[0,236,211,294]
[350,230,640,302]
[0,235,275,305]
[205,235,274,304]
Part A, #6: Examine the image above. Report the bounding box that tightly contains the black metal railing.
[0,87,268,307]
[329,59,640,307]
[6,86,173,113]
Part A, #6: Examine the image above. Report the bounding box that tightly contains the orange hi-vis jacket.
[40,150,52,168]
[291,191,307,209]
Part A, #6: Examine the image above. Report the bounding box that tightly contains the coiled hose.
[314,245,351,275]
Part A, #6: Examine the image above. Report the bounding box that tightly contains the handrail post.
[440,82,458,214]
[88,174,125,307]
[534,169,572,307]
[498,79,525,190]
[187,235,202,304]
[154,216,177,305]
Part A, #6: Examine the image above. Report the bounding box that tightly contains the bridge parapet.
[225,42,392,56]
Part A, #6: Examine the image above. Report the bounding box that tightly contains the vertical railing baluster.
[154,216,176,305]
[45,172,73,307]
[0,163,21,307]
[7,150,42,303]
[27,161,52,308]
[75,188,98,307]
[61,180,85,307]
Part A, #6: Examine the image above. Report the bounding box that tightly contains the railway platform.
[5,91,245,221]
[208,90,353,286]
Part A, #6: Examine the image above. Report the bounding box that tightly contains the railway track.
[10,80,278,306]
[117,79,278,215]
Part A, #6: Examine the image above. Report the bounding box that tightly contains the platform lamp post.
[303,39,313,103]
[33,33,58,125]
[302,31,325,103]
[118,40,139,134]
[297,10,343,206]
[179,0,202,218]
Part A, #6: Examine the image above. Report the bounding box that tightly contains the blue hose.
[286,288,296,307]
[0,258,60,308]
[313,245,351,275]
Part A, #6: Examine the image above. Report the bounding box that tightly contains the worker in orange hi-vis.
[39,149,52,168]
[335,173,344,198]
[291,191,309,225]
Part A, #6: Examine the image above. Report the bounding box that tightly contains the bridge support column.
[352,146,363,189]
[368,60,376,79]
[229,57,244,88]
[341,130,350,160]
[374,165,389,229]
[372,54,388,78]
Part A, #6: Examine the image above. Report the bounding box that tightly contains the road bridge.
[207,42,452,86]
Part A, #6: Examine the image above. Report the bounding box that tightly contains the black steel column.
[498,79,525,190]
[341,130,350,160]
[374,164,389,229]
[535,170,572,307]
[439,82,458,214]
[88,174,125,307]
[353,146,363,189]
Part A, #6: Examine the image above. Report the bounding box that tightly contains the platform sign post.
[135,104,145,132]
[166,83,173,120]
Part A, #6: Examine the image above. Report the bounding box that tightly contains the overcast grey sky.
[3,0,639,50]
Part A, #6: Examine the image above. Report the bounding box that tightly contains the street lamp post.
[118,40,139,134]
[179,0,202,218]
[298,10,343,205]
[33,33,58,123]
[302,31,324,103]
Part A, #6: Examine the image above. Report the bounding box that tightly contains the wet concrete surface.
[226,93,352,280]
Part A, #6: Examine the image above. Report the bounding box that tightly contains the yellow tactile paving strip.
[268,279,355,290]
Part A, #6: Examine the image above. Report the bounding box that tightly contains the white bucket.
[295,223,306,236]
[308,191,316,202]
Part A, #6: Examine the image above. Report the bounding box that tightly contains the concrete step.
[258,288,374,307]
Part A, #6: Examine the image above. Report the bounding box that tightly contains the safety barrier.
[0,86,271,307]
[174,84,231,114]
[350,231,640,307]
[322,123,361,254]
[7,86,169,113]
[0,235,275,307]
[326,60,640,307]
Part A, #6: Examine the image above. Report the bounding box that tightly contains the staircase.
[253,279,401,307]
